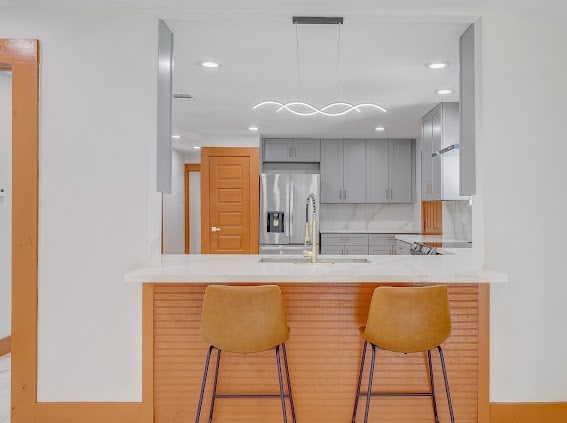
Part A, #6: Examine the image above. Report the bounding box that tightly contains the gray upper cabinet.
[263,138,320,162]
[421,102,467,201]
[320,139,344,203]
[366,139,414,204]
[343,139,366,203]
[366,140,389,203]
[263,139,292,162]
[293,139,321,162]
[389,139,414,203]
[321,139,365,203]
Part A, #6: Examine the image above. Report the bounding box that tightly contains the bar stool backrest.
[201,285,290,353]
[363,286,451,353]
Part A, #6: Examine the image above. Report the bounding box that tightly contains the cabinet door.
[344,245,369,255]
[369,246,392,255]
[263,139,292,162]
[366,140,389,203]
[389,139,413,203]
[320,140,344,203]
[431,110,442,200]
[292,139,320,162]
[343,139,366,203]
[421,117,433,201]
[321,245,344,255]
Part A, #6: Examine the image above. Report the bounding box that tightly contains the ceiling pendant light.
[252,17,387,117]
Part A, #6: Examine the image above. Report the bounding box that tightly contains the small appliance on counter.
[260,173,320,255]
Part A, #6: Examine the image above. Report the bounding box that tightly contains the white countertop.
[125,254,507,284]
[320,229,420,234]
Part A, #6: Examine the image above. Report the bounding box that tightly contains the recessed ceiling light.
[200,60,221,68]
[426,62,449,69]
[436,89,453,95]
[172,135,181,139]
[248,126,259,132]
[375,126,386,131]
[193,146,201,150]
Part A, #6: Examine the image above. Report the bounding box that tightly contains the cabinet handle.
[339,189,342,200]
[289,146,292,158]
[385,188,389,201]
[344,189,347,200]
[293,147,297,158]
[390,188,393,201]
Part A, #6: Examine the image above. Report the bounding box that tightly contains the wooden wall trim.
[200,147,259,254]
[490,402,567,422]
[478,284,490,422]
[33,403,147,423]
[7,39,40,423]
[184,164,201,254]
[0,336,10,357]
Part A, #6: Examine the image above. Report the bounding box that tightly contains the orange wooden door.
[208,156,251,254]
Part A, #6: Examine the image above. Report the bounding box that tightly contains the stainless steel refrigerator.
[260,173,320,255]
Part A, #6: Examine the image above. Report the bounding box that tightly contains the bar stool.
[352,285,455,423]
[195,285,296,423]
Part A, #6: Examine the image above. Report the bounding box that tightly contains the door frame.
[184,163,201,253]
[200,147,259,254]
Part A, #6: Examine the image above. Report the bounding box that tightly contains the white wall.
[0,72,12,340]
[0,8,159,401]
[162,148,185,253]
[480,8,567,402]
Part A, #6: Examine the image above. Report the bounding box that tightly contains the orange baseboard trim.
[33,403,149,423]
[490,402,567,422]
[0,336,10,357]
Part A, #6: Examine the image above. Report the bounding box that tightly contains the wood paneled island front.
[128,254,505,423]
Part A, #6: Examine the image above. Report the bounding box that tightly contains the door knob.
[211,226,221,232]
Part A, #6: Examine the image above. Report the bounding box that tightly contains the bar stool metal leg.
[195,346,214,423]
[363,344,377,423]
[427,350,440,423]
[208,349,222,423]
[352,340,368,423]
[275,345,288,423]
[281,343,297,423]
[438,346,456,423]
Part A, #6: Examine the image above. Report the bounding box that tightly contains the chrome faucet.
[304,193,318,263]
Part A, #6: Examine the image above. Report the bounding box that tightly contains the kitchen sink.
[259,257,371,264]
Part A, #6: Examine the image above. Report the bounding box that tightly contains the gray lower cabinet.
[366,139,414,203]
[263,138,320,162]
[321,139,365,203]
[321,233,404,255]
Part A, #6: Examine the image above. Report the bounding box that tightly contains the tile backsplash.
[442,200,472,241]
[319,204,420,232]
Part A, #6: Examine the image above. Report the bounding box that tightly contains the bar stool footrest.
[215,393,290,399]
[359,392,434,397]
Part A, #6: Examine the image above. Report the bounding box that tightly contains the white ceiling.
[168,15,468,148]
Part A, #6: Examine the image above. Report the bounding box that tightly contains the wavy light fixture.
[253,17,387,119]
[253,101,387,117]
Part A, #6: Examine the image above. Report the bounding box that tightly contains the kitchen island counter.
[125,253,506,284]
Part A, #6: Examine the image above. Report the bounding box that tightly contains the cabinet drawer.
[369,234,395,246]
[369,246,393,255]
[321,233,369,246]
[344,245,369,255]
[321,245,344,255]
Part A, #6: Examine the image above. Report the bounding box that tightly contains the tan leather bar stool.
[352,285,455,423]
[195,285,296,423]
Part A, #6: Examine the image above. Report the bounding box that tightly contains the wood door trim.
[184,164,201,254]
[200,147,259,254]
[3,38,40,423]
[490,402,567,422]
[0,336,11,357]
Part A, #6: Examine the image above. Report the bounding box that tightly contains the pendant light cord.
[335,23,342,99]
[295,24,301,90]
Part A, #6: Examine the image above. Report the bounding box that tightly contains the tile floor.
[0,354,9,423]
